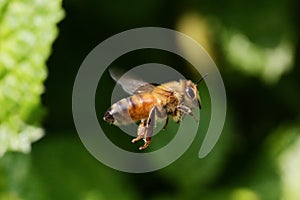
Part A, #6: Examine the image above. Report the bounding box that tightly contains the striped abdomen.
[103,93,158,125]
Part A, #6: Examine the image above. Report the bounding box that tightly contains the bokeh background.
[1,0,300,199]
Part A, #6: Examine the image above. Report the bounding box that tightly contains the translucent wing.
[109,68,158,95]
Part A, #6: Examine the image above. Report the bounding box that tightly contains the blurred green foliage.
[1,0,300,199]
[0,134,139,200]
[0,0,64,156]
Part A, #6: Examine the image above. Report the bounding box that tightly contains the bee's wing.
[133,83,159,94]
[109,68,158,95]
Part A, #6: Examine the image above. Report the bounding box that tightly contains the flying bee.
[103,69,207,150]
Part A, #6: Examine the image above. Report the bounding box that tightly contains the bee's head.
[184,80,201,109]
[185,73,207,109]
[103,109,115,124]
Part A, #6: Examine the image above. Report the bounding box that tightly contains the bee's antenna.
[196,73,208,85]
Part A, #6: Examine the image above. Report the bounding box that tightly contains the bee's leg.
[132,119,146,143]
[177,105,198,122]
[162,117,169,131]
[138,106,159,150]
[157,107,167,130]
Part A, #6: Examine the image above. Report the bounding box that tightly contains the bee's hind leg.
[138,106,161,150]
[132,119,146,143]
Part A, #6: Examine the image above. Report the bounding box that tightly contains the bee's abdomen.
[128,94,157,121]
[108,94,157,125]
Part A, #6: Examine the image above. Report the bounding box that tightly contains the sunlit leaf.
[0,0,64,156]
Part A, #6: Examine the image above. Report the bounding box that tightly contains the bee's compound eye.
[103,110,115,124]
[186,87,195,99]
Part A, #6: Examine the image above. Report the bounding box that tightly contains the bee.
[103,69,206,150]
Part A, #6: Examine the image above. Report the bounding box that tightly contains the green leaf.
[0,0,64,156]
